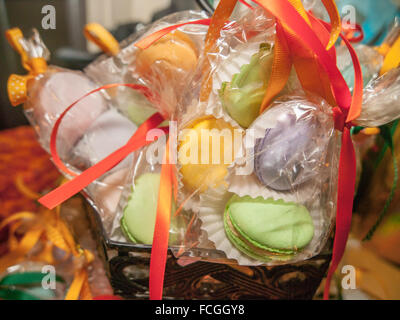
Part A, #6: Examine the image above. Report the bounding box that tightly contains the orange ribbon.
[37,0,364,302]
[200,0,238,102]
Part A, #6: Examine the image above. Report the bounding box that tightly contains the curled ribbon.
[0,206,94,300]
[38,85,168,209]
[36,0,363,301]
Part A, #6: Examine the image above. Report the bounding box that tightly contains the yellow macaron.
[178,116,239,193]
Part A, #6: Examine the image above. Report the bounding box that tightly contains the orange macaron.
[135,30,198,82]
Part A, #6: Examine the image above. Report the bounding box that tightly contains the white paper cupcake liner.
[227,94,335,202]
[176,99,245,212]
[175,27,280,208]
[198,185,329,266]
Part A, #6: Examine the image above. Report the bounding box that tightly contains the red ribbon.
[251,0,362,300]
[149,139,175,300]
[39,84,167,210]
[38,0,364,302]
[319,18,362,300]
[342,23,364,43]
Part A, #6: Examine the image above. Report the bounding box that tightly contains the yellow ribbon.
[0,179,94,300]
[5,28,48,107]
[380,36,400,75]
[83,23,120,56]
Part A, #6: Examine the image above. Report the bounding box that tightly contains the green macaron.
[121,172,181,245]
[224,195,314,262]
[219,44,274,128]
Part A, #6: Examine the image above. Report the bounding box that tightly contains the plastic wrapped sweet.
[6,28,141,246]
[169,7,339,265]
[253,98,335,191]
[223,195,314,262]
[112,144,187,245]
[219,43,274,128]
[72,109,137,172]
[6,29,108,163]
[27,67,108,160]
[85,10,210,122]
[135,30,198,85]
[208,13,301,129]
[219,43,300,128]
[178,116,238,193]
[121,172,185,245]
[195,96,338,265]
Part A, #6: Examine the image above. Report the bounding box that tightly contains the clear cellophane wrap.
[84,10,210,125]
[16,31,139,232]
[114,7,341,266]
[90,11,211,239]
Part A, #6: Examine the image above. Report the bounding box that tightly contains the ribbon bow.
[0,206,94,300]
[6,28,48,107]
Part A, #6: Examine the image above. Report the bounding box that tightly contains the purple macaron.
[254,102,332,191]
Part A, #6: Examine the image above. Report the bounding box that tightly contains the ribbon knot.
[5,28,48,107]
[333,107,353,132]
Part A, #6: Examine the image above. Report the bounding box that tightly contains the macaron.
[121,173,182,245]
[178,117,238,193]
[224,195,314,262]
[28,69,108,158]
[121,173,160,244]
[116,89,157,126]
[219,44,274,128]
[135,30,198,81]
[253,100,332,191]
[73,109,137,171]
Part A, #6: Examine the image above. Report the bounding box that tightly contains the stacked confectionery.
[4,0,400,301]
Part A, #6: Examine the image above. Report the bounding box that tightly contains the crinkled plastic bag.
[111,142,188,247]
[169,8,339,265]
[356,67,400,127]
[85,10,210,123]
[13,30,139,235]
[18,30,108,171]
